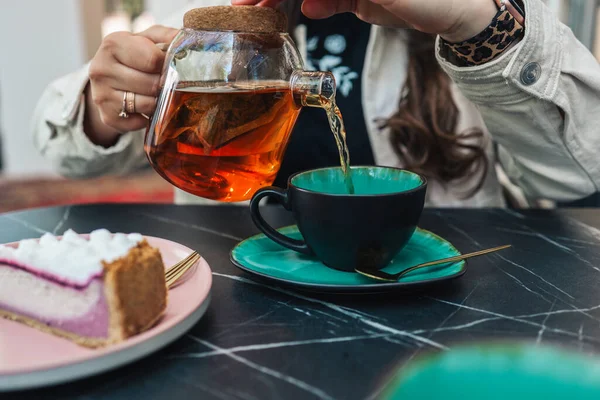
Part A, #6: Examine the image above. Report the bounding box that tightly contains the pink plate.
[0,235,212,392]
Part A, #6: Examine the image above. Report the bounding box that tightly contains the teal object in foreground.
[291,166,425,195]
[380,344,600,400]
[230,225,465,293]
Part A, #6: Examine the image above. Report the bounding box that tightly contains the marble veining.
[212,272,449,350]
[494,254,575,299]
[52,206,72,235]
[3,205,600,400]
[502,208,526,219]
[176,333,391,359]
[188,336,337,400]
[536,300,556,345]
[426,297,600,343]
[494,227,598,245]
[133,211,244,241]
[3,214,48,235]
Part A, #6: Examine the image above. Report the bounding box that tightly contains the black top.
[274,13,374,187]
[3,205,600,399]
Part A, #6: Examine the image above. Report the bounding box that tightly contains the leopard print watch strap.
[440,1,525,67]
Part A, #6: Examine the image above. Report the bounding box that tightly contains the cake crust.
[0,309,108,348]
[103,240,168,342]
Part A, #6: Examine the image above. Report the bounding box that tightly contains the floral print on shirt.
[303,33,359,98]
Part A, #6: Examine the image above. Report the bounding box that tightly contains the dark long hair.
[381,31,488,196]
[280,3,488,197]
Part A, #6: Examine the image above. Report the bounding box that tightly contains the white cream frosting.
[0,229,144,286]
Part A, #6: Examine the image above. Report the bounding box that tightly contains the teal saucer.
[380,343,600,399]
[230,225,466,293]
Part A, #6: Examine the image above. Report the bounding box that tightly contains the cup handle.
[250,187,312,255]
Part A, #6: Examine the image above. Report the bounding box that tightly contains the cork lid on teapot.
[183,6,288,33]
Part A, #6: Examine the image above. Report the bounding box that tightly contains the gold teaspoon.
[355,244,512,282]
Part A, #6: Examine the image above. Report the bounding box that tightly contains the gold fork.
[165,251,200,289]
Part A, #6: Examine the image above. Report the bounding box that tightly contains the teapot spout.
[290,71,336,108]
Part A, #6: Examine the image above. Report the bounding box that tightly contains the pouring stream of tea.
[321,97,355,194]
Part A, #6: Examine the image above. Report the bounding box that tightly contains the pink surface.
[0,236,211,376]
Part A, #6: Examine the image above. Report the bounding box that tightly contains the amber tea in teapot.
[146,81,299,201]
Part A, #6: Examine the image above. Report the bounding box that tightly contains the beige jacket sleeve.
[31,63,148,179]
[436,0,600,202]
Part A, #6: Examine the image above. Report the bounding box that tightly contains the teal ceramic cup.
[380,343,600,399]
[250,166,427,272]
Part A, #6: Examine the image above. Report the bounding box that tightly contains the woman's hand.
[84,25,178,147]
[233,0,497,43]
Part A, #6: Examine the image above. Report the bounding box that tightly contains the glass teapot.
[144,6,335,202]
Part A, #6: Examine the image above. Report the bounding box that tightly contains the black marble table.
[2,204,600,399]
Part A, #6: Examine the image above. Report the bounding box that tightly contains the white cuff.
[435,0,563,104]
[32,63,145,178]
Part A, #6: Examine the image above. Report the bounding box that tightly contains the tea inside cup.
[291,165,425,196]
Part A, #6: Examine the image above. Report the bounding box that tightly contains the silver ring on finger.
[118,91,129,119]
[126,91,136,114]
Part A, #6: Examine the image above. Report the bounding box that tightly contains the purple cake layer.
[0,264,110,338]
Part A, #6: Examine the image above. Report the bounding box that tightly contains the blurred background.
[0,0,195,211]
[0,0,598,212]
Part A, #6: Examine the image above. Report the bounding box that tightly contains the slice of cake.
[0,229,167,348]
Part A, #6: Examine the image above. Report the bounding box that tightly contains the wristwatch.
[441,0,526,67]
